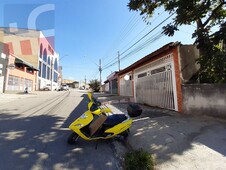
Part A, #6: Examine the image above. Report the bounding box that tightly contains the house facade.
[6,54,38,91]
[118,42,199,112]
[104,71,118,94]
[0,28,59,92]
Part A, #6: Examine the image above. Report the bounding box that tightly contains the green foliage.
[197,49,226,83]
[89,79,100,92]
[128,0,226,83]
[124,149,154,170]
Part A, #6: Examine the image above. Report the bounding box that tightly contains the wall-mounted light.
[124,74,130,81]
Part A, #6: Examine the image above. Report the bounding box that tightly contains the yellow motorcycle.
[67,92,142,144]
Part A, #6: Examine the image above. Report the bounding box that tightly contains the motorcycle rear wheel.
[67,132,79,144]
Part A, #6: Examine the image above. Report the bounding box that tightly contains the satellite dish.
[124,74,130,81]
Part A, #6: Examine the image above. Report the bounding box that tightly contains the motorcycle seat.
[103,114,127,127]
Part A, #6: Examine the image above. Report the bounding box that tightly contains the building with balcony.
[0,27,60,92]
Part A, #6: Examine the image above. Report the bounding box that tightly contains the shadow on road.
[0,103,120,170]
[61,93,88,128]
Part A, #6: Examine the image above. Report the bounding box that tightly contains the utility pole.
[99,59,102,85]
[118,51,120,71]
[85,75,86,87]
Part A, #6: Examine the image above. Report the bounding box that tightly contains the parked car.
[42,84,51,91]
[42,84,59,91]
[60,84,69,91]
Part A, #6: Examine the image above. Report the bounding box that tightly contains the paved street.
[0,90,121,170]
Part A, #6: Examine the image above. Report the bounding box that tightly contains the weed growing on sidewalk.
[124,148,154,170]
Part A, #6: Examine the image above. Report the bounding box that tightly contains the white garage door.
[134,54,178,111]
[7,75,33,91]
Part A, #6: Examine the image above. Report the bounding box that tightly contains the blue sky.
[0,0,195,84]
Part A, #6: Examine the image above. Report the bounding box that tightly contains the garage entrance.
[134,54,178,111]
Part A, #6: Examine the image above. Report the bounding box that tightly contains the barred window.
[138,72,147,78]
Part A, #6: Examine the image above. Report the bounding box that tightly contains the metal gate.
[120,77,133,96]
[134,54,178,111]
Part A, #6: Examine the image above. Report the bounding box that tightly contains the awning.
[15,58,39,71]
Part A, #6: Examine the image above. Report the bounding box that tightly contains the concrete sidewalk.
[95,94,226,170]
[0,91,56,105]
[0,93,34,105]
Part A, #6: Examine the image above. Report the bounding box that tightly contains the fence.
[182,84,226,118]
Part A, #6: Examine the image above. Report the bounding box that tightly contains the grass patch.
[124,149,154,170]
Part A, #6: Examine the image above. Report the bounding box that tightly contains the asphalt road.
[0,89,121,170]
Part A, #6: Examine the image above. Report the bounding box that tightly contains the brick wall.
[172,47,183,112]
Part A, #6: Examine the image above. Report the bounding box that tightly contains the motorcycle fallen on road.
[67,92,142,144]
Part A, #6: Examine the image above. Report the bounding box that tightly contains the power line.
[120,33,164,62]
[102,32,164,70]
[102,12,139,61]
[103,10,166,67]
[88,69,99,80]
[120,12,175,57]
[102,55,118,69]
[102,15,142,65]
[102,13,175,70]
[119,11,166,53]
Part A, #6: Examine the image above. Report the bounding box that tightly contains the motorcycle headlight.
[75,124,83,127]
[80,114,87,119]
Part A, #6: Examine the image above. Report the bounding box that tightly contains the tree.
[89,79,101,92]
[128,0,226,83]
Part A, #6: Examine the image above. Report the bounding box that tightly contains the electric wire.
[119,10,166,53]
[102,11,167,70]
[88,69,99,80]
[102,16,142,66]
[102,31,164,70]
[102,13,175,70]
[120,12,175,57]
[102,12,139,61]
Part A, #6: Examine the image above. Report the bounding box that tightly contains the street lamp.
[60,54,68,61]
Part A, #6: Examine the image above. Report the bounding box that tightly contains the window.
[38,61,42,77]
[26,67,34,74]
[54,59,58,71]
[47,57,50,65]
[54,72,58,82]
[138,72,147,78]
[151,66,166,75]
[48,45,54,55]
[43,48,47,62]
[47,67,50,80]
[42,63,46,78]
[39,44,43,59]
[15,63,24,71]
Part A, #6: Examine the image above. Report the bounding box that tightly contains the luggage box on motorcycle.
[127,103,142,117]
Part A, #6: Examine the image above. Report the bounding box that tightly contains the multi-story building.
[38,31,59,90]
[0,41,8,93]
[0,27,60,92]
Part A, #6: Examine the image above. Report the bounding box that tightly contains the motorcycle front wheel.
[67,132,79,144]
[121,129,130,139]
